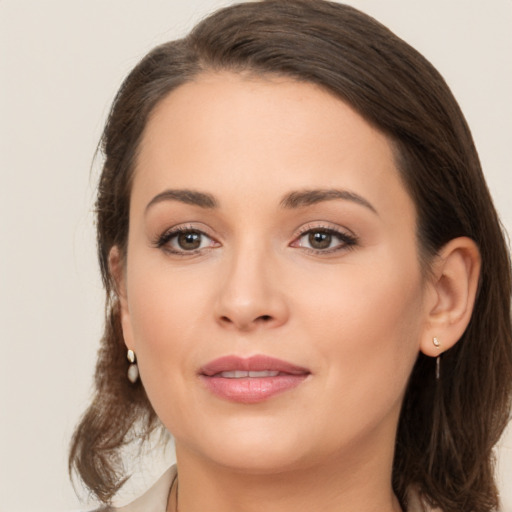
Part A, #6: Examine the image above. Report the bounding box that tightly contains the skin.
[112,73,480,512]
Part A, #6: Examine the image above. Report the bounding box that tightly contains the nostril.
[221,315,271,323]
[217,313,277,330]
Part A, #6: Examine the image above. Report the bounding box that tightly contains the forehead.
[133,72,414,223]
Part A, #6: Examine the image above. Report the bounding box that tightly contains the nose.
[214,246,289,332]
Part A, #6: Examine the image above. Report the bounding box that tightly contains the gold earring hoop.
[127,349,139,383]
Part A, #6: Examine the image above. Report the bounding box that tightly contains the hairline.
[118,67,434,280]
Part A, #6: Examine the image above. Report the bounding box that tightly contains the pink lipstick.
[199,355,310,404]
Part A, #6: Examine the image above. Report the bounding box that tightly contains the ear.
[109,246,135,351]
[420,237,481,357]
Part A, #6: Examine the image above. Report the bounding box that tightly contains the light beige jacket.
[113,465,439,512]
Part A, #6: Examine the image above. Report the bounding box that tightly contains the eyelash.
[292,224,358,255]
[153,224,358,256]
[153,225,218,256]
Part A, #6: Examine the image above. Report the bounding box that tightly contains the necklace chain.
[167,476,178,512]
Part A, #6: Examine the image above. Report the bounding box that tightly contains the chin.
[176,419,316,474]
[205,446,311,475]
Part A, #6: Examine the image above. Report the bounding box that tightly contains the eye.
[306,231,334,250]
[292,227,357,254]
[174,231,206,250]
[155,227,218,255]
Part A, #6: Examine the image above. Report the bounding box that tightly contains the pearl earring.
[127,349,139,383]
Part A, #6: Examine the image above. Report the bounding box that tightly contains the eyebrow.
[145,189,218,213]
[145,187,377,215]
[280,189,378,214]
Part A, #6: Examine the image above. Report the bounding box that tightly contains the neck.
[169,439,402,512]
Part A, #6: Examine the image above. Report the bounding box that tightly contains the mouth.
[199,355,310,404]
[217,370,281,378]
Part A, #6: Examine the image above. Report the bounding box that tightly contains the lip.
[199,355,310,404]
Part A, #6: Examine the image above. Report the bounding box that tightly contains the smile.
[199,355,310,404]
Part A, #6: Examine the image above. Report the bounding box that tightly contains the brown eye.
[177,231,202,250]
[308,231,332,249]
[292,227,358,254]
[156,228,217,254]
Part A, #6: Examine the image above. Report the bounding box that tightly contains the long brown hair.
[69,1,512,510]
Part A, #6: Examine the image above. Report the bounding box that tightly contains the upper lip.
[200,355,310,377]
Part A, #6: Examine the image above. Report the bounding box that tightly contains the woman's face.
[118,73,433,474]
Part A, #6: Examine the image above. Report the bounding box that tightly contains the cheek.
[303,256,424,396]
[123,257,207,405]
[286,263,424,453]
[126,249,205,343]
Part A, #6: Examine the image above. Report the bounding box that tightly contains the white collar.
[114,466,176,512]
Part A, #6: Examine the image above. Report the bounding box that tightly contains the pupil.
[178,232,201,250]
[309,231,331,249]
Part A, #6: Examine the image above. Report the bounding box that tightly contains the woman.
[69,1,512,511]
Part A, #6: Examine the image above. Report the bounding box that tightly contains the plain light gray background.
[1,1,511,510]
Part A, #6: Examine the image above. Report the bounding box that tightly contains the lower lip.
[200,374,308,404]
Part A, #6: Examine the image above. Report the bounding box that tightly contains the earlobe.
[420,237,481,357]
